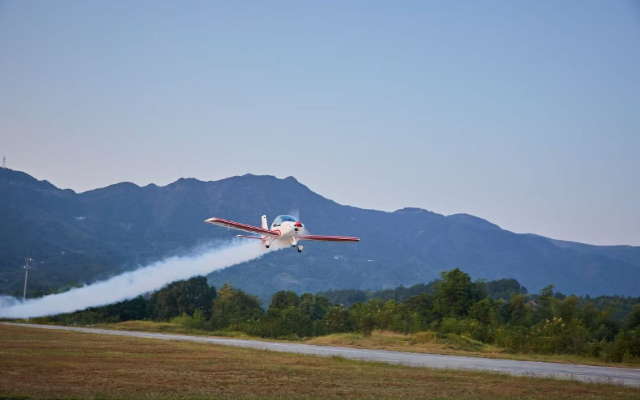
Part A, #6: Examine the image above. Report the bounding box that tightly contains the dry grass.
[98,320,254,339]
[1,324,639,400]
[307,330,640,369]
[308,329,498,353]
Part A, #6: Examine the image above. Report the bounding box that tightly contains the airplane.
[204,214,359,253]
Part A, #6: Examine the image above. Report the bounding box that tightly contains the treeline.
[318,277,528,307]
[38,269,640,363]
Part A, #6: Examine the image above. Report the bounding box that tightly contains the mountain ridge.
[1,167,639,297]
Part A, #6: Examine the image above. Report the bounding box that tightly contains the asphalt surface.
[5,322,640,387]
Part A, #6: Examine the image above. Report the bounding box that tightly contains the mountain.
[1,168,639,297]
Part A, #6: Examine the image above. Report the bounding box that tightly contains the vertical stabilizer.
[261,215,268,230]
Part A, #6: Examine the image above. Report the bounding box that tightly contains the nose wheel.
[297,245,303,253]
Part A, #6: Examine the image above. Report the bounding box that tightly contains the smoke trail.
[0,240,279,319]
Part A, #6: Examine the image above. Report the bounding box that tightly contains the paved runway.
[6,322,640,387]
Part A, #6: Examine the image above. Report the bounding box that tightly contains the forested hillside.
[2,168,640,297]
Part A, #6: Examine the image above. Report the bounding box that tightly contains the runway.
[6,323,640,387]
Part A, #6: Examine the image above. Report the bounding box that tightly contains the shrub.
[495,325,530,353]
[412,331,438,344]
[603,328,640,362]
[170,309,210,330]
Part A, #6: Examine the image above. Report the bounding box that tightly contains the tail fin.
[261,215,268,230]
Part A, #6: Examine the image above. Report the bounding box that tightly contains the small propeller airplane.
[205,214,359,253]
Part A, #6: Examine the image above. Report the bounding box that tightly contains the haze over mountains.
[1,168,639,298]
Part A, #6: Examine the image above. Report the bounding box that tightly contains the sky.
[1,1,639,246]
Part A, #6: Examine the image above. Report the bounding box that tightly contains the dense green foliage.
[318,278,526,307]
[34,269,640,364]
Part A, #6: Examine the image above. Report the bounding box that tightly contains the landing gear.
[265,245,270,249]
[297,245,303,253]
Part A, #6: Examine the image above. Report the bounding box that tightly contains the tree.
[350,302,375,336]
[557,295,579,323]
[324,305,352,333]
[147,276,216,321]
[269,290,300,310]
[535,284,556,322]
[404,292,437,325]
[211,283,262,329]
[280,306,313,337]
[507,294,531,326]
[469,297,494,325]
[105,295,148,321]
[484,278,527,300]
[606,328,640,362]
[433,268,484,318]
[623,304,640,330]
[382,301,414,334]
[298,293,330,321]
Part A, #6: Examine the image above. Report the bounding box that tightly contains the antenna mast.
[23,257,33,301]
[2,157,5,169]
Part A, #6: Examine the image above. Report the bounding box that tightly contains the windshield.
[271,215,298,227]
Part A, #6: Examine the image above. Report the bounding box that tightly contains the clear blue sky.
[1,1,639,245]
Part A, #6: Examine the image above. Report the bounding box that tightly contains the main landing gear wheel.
[297,245,303,253]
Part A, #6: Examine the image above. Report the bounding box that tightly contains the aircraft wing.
[299,235,360,243]
[204,217,280,237]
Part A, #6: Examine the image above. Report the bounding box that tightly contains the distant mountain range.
[1,168,639,297]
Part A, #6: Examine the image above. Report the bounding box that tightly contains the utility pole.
[23,257,33,301]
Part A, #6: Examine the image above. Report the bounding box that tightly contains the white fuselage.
[270,220,303,246]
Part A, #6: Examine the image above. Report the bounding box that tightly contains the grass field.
[1,324,639,400]
[97,320,640,369]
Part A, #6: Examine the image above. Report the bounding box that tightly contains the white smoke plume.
[0,240,279,319]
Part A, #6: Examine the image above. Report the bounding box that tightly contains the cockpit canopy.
[271,215,298,227]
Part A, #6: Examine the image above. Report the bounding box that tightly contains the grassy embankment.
[1,324,639,400]
[90,320,640,369]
